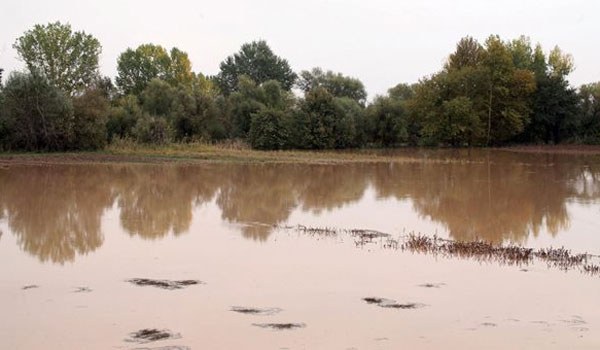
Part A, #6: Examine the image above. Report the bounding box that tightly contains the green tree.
[248,108,291,150]
[140,78,177,116]
[508,36,534,70]
[1,72,73,150]
[445,36,483,71]
[116,44,194,95]
[548,46,574,78]
[228,76,267,137]
[107,94,143,140]
[578,83,600,143]
[216,40,297,94]
[333,97,364,148]
[297,67,367,105]
[71,88,110,150]
[116,44,169,95]
[132,115,172,144]
[13,22,101,95]
[0,85,7,149]
[292,88,340,149]
[368,93,409,147]
[165,48,195,87]
[228,77,294,139]
[482,35,536,144]
[524,75,579,143]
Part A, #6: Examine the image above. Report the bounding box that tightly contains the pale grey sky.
[1,0,599,97]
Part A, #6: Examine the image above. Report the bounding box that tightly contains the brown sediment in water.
[125,329,181,343]
[230,306,282,316]
[252,323,306,330]
[126,279,202,290]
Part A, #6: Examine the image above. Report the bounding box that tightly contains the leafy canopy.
[13,22,101,95]
[216,40,297,95]
[116,44,194,95]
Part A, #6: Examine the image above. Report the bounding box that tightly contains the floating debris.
[73,287,92,293]
[363,297,426,310]
[252,323,306,330]
[22,285,39,290]
[230,306,282,316]
[126,279,202,290]
[125,329,181,344]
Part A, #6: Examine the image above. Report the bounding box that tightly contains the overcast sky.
[1,0,599,97]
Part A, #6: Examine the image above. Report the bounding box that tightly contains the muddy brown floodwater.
[1,149,600,349]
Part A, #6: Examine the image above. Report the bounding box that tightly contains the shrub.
[1,72,73,151]
[132,115,172,144]
[71,88,109,150]
[248,108,291,150]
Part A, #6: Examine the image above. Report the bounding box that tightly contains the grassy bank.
[1,141,600,166]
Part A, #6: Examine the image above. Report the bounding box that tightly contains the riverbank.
[1,142,600,166]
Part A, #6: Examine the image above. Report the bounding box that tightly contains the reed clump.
[401,234,600,277]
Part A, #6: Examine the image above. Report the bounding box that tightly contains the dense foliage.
[1,22,600,152]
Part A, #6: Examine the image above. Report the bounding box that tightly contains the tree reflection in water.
[0,150,598,263]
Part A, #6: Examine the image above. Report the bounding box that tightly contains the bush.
[71,88,109,150]
[292,87,339,149]
[132,115,172,144]
[1,72,73,151]
[248,108,291,150]
[107,94,142,141]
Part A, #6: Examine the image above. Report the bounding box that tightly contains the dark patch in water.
[481,322,497,327]
[126,279,202,290]
[230,306,282,316]
[22,285,39,290]
[363,297,426,309]
[418,283,445,288]
[252,323,306,330]
[73,286,92,293]
[126,329,181,344]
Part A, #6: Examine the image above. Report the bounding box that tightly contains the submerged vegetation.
[362,297,427,310]
[125,329,181,344]
[281,226,600,278]
[251,323,306,330]
[1,22,599,153]
[126,278,202,290]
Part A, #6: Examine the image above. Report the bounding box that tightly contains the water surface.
[1,150,599,349]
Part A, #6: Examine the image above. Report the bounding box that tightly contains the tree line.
[0,21,599,151]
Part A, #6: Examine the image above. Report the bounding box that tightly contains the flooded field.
[1,150,600,349]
